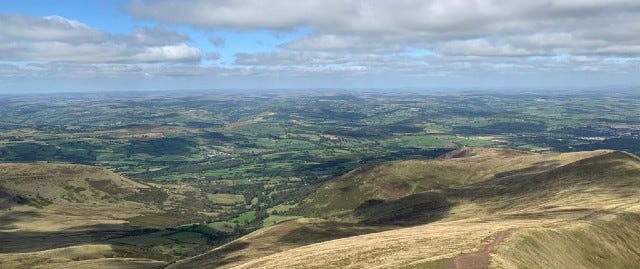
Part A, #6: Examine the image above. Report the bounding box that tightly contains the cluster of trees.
[0,141,97,164]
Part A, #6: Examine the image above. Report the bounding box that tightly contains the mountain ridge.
[170,148,640,269]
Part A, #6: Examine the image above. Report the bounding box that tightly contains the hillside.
[166,218,388,269]
[172,148,640,269]
[0,163,235,269]
[0,163,169,268]
[292,148,609,219]
[0,163,167,233]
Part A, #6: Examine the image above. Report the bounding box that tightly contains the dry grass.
[228,208,640,269]
[230,218,550,269]
[168,218,389,269]
[181,149,640,269]
[295,148,609,218]
[0,244,165,269]
[41,258,165,269]
[0,163,220,268]
[4,149,640,269]
[491,212,640,269]
[0,163,162,232]
[0,163,234,232]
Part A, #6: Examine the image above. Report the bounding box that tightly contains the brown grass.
[293,148,609,218]
[181,149,640,269]
[0,163,229,268]
[4,149,640,269]
[0,163,162,232]
[167,218,389,269]
[0,244,165,269]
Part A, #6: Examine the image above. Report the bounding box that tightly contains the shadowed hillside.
[166,218,388,269]
[0,163,170,268]
[0,163,167,233]
[3,149,640,269]
[171,148,640,269]
[0,164,168,231]
[0,163,237,268]
[291,148,609,219]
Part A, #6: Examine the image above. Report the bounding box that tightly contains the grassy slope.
[4,149,640,268]
[0,162,239,231]
[0,244,164,269]
[0,163,268,269]
[0,163,171,269]
[166,218,388,269]
[292,148,607,219]
[0,163,167,232]
[492,213,640,269]
[180,148,640,269]
[0,163,159,231]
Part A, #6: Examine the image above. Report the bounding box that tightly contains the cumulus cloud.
[127,0,640,75]
[1,1,639,86]
[0,15,106,43]
[126,1,640,39]
[0,14,202,64]
[133,44,201,62]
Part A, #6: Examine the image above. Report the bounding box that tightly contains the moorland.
[1,89,640,268]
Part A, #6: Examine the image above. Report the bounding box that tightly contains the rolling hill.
[0,163,168,233]
[166,218,388,269]
[0,163,235,269]
[0,163,170,268]
[171,148,640,269]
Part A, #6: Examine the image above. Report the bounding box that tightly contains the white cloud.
[0,14,202,64]
[1,1,639,85]
[437,39,539,57]
[134,44,202,62]
[0,15,106,43]
[128,0,640,72]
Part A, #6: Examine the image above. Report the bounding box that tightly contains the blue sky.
[1,0,639,92]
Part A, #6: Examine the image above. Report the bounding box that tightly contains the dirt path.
[453,229,515,269]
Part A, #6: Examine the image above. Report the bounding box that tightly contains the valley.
[169,148,640,268]
[1,91,640,268]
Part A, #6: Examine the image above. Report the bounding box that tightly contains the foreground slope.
[167,218,388,269]
[0,244,165,269]
[173,148,640,269]
[293,148,608,219]
[0,162,182,235]
[0,163,166,232]
[0,163,170,269]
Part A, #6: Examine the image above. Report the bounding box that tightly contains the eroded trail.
[453,229,514,269]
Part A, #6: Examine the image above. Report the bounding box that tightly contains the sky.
[0,0,639,93]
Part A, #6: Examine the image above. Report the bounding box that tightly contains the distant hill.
[291,148,609,220]
[0,163,167,232]
[0,163,170,268]
[171,148,640,269]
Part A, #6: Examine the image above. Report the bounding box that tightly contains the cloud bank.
[0,14,202,79]
[1,1,639,90]
[128,0,640,80]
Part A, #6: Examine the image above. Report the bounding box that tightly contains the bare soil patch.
[453,229,515,269]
